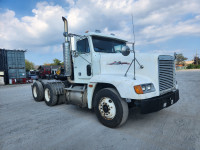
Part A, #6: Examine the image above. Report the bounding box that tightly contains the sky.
[0,0,200,65]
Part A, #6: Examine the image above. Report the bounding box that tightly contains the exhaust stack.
[62,17,68,39]
[62,16,72,77]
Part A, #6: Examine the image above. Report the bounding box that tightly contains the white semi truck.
[32,17,179,128]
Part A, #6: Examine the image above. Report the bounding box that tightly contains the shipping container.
[0,71,5,85]
[0,49,26,84]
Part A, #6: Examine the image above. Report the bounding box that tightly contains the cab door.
[73,38,92,81]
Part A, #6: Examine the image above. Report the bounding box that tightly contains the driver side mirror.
[122,46,130,56]
[72,51,78,57]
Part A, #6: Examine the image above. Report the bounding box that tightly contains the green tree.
[176,53,187,65]
[187,64,200,69]
[52,58,62,65]
[25,59,35,71]
[43,62,51,66]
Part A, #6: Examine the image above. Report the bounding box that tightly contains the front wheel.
[94,88,129,128]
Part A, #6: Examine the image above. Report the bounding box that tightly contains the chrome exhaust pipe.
[62,16,68,35]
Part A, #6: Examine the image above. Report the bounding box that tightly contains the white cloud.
[0,2,67,50]
[0,0,200,58]
[152,49,182,54]
[137,15,200,45]
[66,0,75,7]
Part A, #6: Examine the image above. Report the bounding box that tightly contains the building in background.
[0,49,26,84]
[184,61,194,65]
[176,60,195,70]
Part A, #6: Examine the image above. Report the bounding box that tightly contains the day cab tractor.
[31,17,179,128]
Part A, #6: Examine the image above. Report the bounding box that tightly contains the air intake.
[62,16,71,77]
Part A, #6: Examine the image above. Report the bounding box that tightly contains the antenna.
[124,14,143,79]
[132,14,136,80]
[124,14,136,79]
[131,14,135,46]
[196,50,199,65]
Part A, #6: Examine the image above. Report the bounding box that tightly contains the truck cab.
[31,17,179,128]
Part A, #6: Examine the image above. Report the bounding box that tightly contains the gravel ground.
[0,70,200,150]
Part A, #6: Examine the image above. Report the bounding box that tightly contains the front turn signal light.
[134,85,144,94]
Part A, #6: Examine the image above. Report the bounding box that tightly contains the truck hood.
[100,53,159,76]
[90,53,175,99]
[99,53,160,91]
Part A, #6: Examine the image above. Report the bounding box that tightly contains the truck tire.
[44,84,58,106]
[32,81,44,102]
[94,88,129,128]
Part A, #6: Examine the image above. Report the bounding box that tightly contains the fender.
[88,74,159,108]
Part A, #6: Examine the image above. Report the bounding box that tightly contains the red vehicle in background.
[37,65,61,79]
[38,65,51,79]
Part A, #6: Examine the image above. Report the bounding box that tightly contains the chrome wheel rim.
[33,86,37,98]
[45,88,50,102]
[98,97,116,120]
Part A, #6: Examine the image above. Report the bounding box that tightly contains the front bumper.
[136,90,179,114]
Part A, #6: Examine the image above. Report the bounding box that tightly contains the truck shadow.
[123,107,169,129]
[58,103,168,128]
[128,107,166,121]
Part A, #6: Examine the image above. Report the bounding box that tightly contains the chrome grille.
[158,56,175,93]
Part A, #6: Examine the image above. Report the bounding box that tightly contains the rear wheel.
[32,81,44,102]
[44,84,58,106]
[94,88,128,128]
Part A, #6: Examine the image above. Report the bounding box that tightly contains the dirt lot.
[0,70,200,150]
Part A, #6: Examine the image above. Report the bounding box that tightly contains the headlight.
[141,85,146,91]
[147,84,151,90]
[134,83,155,94]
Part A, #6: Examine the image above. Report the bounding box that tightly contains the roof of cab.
[84,32,127,42]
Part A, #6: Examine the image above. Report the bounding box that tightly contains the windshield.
[92,36,126,53]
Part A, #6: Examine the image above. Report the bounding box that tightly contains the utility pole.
[196,50,199,65]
